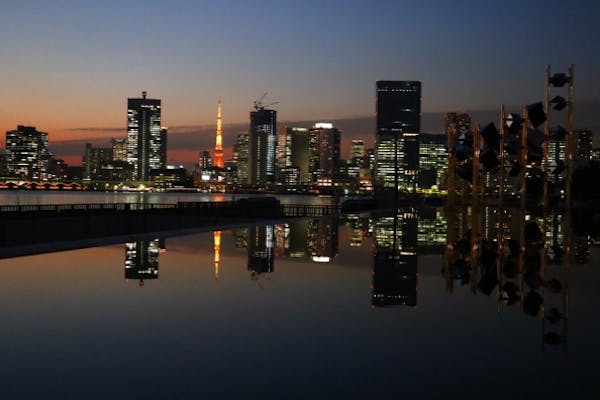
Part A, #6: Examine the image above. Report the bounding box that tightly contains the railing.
[281,204,338,217]
[0,201,340,218]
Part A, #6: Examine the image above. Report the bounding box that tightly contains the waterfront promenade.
[0,198,342,258]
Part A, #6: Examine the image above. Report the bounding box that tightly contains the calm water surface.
[0,198,597,399]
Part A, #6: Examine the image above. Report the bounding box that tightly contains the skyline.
[1,0,599,166]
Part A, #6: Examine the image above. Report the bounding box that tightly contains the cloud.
[65,127,123,132]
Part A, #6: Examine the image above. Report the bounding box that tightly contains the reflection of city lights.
[214,231,221,279]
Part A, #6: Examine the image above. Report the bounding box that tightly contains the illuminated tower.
[214,99,224,168]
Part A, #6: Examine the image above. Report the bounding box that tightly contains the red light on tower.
[142,91,147,99]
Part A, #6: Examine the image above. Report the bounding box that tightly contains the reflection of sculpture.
[125,239,162,286]
[444,203,571,351]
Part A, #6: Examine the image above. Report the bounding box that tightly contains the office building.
[233,133,249,184]
[348,139,366,178]
[111,138,127,162]
[126,91,164,181]
[419,133,447,190]
[375,81,421,194]
[83,143,112,180]
[311,123,341,185]
[5,125,51,180]
[248,108,277,185]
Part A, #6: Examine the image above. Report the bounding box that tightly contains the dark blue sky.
[0,0,598,139]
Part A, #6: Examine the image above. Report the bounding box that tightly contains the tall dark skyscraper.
[127,91,165,181]
[287,126,311,184]
[375,81,421,194]
[310,123,341,185]
[248,108,277,185]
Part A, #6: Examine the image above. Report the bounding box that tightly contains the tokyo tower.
[214,99,224,168]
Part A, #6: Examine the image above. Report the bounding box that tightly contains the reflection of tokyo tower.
[214,99,224,168]
[214,231,221,279]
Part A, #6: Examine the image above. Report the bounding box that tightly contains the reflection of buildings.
[248,225,275,278]
[284,220,309,258]
[417,207,446,254]
[372,210,418,307]
[125,239,164,285]
[214,231,221,279]
[308,217,339,262]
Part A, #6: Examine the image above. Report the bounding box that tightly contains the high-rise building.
[199,150,212,169]
[5,125,51,180]
[348,139,366,178]
[126,91,164,181]
[419,133,447,190]
[213,100,224,168]
[375,81,421,194]
[83,143,112,180]
[248,108,277,185]
[286,127,311,184]
[311,123,341,185]
[233,133,249,184]
[111,138,127,162]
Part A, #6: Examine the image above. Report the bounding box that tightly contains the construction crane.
[253,92,279,110]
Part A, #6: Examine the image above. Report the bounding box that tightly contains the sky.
[0,0,599,165]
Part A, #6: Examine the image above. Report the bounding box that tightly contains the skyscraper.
[248,107,277,185]
[310,123,341,185]
[233,133,249,185]
[288,127,311,184]
[5,125,51,180]
[111,138,127,162]
[375,81,421,194]
[126,91,164,181]
[419,133,447,190]
[83,143,112,180]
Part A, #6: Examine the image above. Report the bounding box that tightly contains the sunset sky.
[0,0,598,165]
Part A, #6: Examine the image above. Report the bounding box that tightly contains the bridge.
[0,199,343,258]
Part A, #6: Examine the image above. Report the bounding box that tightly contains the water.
[0,190,336,206]
[0,195,597,398]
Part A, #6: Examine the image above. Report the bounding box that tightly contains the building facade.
[111,138,127,162]
[311,123,341,186]
[375,81,421,194]
[5,125,51,180]
[248,108,277,185]
[126,91,165,181]
[419,133,447,190]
